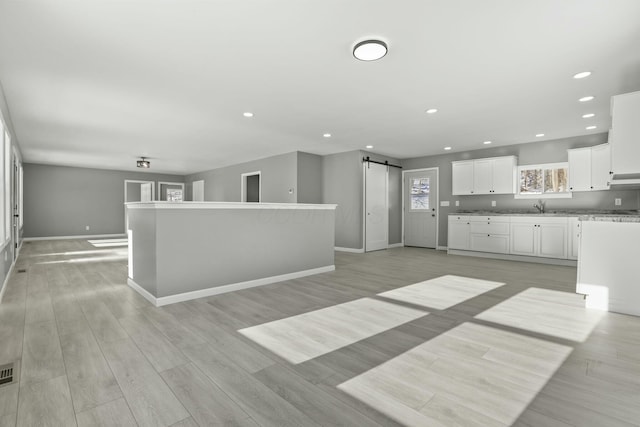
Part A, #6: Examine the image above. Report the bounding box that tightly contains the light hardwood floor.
[0,239,639,426]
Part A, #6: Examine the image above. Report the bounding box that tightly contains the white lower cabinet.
[448,214,573,261]
[448,216,470,250]
[469,217,510,254]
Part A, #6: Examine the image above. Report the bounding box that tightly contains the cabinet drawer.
[470,234,510,254]
[448,215,470,222]
[469,221,510,235]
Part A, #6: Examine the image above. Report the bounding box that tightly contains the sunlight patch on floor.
[475,287,605,342]
[238,298,428,364]
[338,322,573,427]
[378,275,504,310]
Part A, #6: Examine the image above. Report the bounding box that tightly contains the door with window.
[404,169,438,248]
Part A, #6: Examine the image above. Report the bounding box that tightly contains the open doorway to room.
[241,171,261,202]
[124,180,155,232]
[158,181,184,201]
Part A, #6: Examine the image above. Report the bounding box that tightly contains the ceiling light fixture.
[582,113,595,118]
[366,145,373,149]
[573,71,592,79]
[426,108,438,114]
[243,112,254,117]
[323,133,332,138]
[586,125,597,130]
[353,39,388,61]
[536,133,545,137]
[483,141,492,145]
[137,157,150,168]
[579,96,595,102]
[444,146,452,151]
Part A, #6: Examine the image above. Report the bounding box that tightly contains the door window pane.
[410,177,430,210]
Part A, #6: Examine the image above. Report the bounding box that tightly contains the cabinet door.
[448,219,470,250]
[510,222,536,256]
[568,217,580,260]
[538,222,568,259]
[472,159,492,194]
[568,148,592,192]
[611,92,640,176]
[591,143,611,190]
[491,157,516,194]
[452,161,474,195]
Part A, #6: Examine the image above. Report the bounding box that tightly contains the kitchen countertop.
[450,210,640,221]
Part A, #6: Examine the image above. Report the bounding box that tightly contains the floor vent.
[17,269,26,273]
[0,363,13,385]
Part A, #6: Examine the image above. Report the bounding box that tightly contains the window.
[410,177,430,210]
[516,162,571,199]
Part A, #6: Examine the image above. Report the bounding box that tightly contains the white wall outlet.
[440,201,450,207]
[455,200,460,206]
[491,200,497,207]
[615,198,622,206]
[85,225,90,231]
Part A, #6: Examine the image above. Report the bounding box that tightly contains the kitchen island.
[126,202,337,306]
[577,215,640,316]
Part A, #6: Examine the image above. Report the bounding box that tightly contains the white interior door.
[124,180,155,232]
[192,180,205,201]
[404,169,438,248]
[365,162,388,252]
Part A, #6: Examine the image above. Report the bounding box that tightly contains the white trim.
[388,243,404,248]
[402,167,440,248]
[23,233,127,242]
[241,171,262,203]
[447,248,577,266]
[0,260,15,304]
[125,202,337,210]
[128,265,336,307]
[335,246,365,253]
[363,161,390,252]
[437,246,448,251]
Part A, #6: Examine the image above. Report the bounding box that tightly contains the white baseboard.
[335,247,365,253]
[388,243,404,249]
[437,246,448,251]
[128,265,336,307]
[447,249,577,267]
[23,233,127,242]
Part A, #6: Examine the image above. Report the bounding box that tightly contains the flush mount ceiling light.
[243,112,254,117]
[323,133,332,138]
[582,113,595,118]
[573,71,592,79]
[425,108,438,114]
[366,145,373,149]
[483,141,492,145]
[579,96,595,102]
[536,133,545,137]
[353,39,388,61]
[586,125,597,130]
[444,146,452,151]
[137,157,150,168]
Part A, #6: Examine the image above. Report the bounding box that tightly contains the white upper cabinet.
[610,91,640,177]
[568,143,610,192]
[452,161,474,195]
[453,156,516,195]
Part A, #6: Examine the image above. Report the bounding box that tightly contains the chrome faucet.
[533,200,546,214]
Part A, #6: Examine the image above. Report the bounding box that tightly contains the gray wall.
[297,152,323,204]
[23,163,184,238]
[185,152,297,203]
[401,133,640,247]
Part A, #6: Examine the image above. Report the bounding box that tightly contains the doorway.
[364,162,388,252]
[403,168,438,248]
[158,182,184,201]
[124,180,155,231]
[241,171,261,203]
[13,153,22,261]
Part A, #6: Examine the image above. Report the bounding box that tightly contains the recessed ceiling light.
[483,141,492,145]
[582,113,595,118]
[426,108,438,114]
[536,133,545,137]
[243,112,254,117]
[366,145,373,149]
[353,39,388,61]
[573,71,592,79]
[444,147,452,151]
[323,133,331,138]
[579,96,595,102]
[586,125,597,130]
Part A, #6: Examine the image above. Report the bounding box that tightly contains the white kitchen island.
[577,215,640,316]
[126,202,337,306]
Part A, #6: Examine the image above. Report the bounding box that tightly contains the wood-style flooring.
[0,239,639,426]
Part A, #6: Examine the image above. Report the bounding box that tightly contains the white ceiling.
[1,0,639,175]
